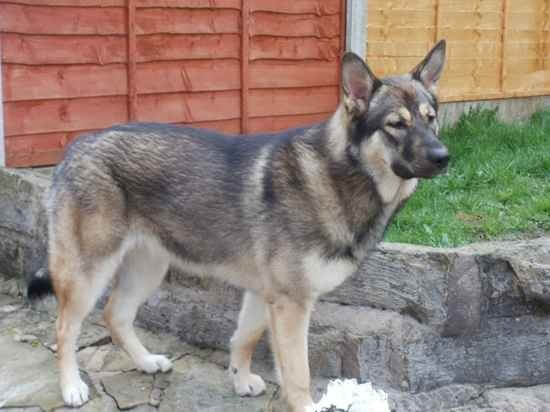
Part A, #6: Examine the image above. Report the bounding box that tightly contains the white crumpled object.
[309,379,391,412]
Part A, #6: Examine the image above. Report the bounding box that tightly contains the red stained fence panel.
[1,0,346,167]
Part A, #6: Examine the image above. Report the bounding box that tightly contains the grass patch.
[386,109,550,247]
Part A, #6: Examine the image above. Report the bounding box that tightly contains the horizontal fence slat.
[3,63,127,101]
[249,61,339,88]
[136,8,240,34]
[135,0,241,8]
[437,28,502,42]
[368,28,434,42]
[369,0,435,10]
[367,41,436,58]
[137,34,240,61]
[504,70,550,91]
[248,112,330,133]
[5,96,128,136]
[248,86,338,117]
[369,9,435,29]
[507,0,542,12]
[7,149,64,168]
[137,90,240,123]
[2,0,124,6]
[249,0,340,15]
[179,118,241,134]
[2,34,127,65]
[442,89,550,103]
[429,0,502,12]
[6,131,78,152]
[249,12,340,38]
[137,60,240,93]
[0,4,125,35]
[250,37,340,61]
[438,11,503,30]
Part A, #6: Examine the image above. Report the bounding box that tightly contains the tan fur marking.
[419,102,435,120]
[397,178,418,204]
[268,295,314,411]
[303,250,357,296]
[385,112,401,125]
[326,106,348,161]
[360,131,405,204]
[398,107,412,123]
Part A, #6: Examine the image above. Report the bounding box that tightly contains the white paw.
[233,372,266,397]
[137,354,172,374]
[61,377,89,407]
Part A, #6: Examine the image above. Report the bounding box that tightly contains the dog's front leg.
[268,294,314,412]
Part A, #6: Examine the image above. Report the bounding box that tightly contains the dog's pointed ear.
[341,52,379,117]
[411,40,446,91]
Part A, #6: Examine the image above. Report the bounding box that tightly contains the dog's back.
[50,123,297,266]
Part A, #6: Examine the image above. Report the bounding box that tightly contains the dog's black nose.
[427,147,450,168]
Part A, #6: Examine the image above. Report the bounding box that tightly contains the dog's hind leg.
[230,291,268,397]
[103,244,172,374]
[54,252,120,407]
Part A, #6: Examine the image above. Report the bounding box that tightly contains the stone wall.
[1,167,550,410]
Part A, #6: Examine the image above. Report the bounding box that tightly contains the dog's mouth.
[413,145,451,179]
[420,165,448,178]
[392,158,449,180]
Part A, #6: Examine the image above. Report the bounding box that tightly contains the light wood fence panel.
[366,0,550,102]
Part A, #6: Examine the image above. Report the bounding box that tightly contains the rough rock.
[481,384,550,412]
[0,333,65,410]
[159,356,277,412]
[0,169,50,288]
[2,166,550,411]
[387,384,485,412]
[102,371,154,409]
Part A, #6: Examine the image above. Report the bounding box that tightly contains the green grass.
[385,109,550,247]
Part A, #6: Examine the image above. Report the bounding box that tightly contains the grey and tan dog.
[27,41,449,411]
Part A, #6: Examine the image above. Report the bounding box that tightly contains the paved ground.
[4,286,550,412]
[0,292,290,412]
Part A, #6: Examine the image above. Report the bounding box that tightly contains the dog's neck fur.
[279,108,417,260]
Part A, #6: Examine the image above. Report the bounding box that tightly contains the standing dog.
[28,41,448,411]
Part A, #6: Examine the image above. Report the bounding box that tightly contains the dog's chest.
[302,251,358,296]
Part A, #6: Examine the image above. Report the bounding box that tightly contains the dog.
[27,40,448,411]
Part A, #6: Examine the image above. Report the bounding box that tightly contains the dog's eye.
[387,120,408,130]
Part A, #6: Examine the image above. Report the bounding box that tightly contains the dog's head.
[341,40,449,179]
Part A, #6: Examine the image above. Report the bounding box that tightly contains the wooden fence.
[1,0,345,167]
[366,0,550,102]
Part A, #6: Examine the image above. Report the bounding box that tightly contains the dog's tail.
[27,268,55,300]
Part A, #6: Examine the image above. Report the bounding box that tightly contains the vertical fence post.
[240,0,250,134]
[0,33,5,167]
[499,0,508,92]
[539,0,548,70]
[346,0,366,56]
[127,0,138,122]
[339,0,348,92]
[433,0,440,44]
